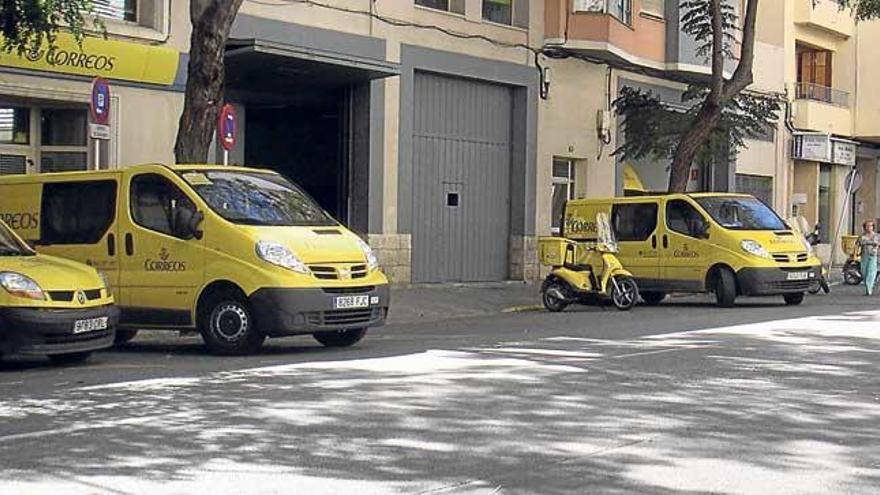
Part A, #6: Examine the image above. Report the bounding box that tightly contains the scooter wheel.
[611,276,639,311]
[542,281,570,313]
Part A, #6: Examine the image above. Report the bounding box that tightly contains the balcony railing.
[572,0,632,25]
[795,82,850,108]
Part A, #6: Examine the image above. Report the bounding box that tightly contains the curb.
[501,304,544,313]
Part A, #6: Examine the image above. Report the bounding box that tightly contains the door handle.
[651,235,657,249]
[107,233,116,256]
[663,235,669,249]
[125,233,134,256]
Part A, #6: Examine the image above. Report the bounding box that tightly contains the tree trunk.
[174,0,244,164]
[668,104,723,192]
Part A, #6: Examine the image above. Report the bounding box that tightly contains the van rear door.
[37,179,121,291]
[610,201,661,289]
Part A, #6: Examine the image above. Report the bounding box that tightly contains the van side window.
[130,174,196,239]
[41,181,116,244]
[611,203,658,241]
[666,199,708,238]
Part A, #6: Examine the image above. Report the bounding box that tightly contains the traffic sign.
[218,104,236,152]
[845,168,863,194]
[90,77,111,125]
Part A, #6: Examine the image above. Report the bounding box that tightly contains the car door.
[610,201,661,289]
[36,179,121,292]
[660,198,711,291]
[117,170,205,327]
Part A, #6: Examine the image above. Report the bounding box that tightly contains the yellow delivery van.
[0,164,389,355]
[0,219,116,363]
[562,193,822,307]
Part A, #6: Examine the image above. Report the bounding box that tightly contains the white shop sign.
[831,139,857,166]
[793,133,831,162]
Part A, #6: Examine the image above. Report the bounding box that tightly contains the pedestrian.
[858,220,880,296]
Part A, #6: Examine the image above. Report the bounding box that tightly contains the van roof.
[0,163,282,182]
[569,192,753,203]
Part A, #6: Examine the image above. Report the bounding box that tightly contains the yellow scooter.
[539,213,639,312]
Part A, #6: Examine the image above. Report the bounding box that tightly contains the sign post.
[89,77,111,171]
[217,104,236,165]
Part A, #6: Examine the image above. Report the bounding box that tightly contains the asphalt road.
[1,286,879,494]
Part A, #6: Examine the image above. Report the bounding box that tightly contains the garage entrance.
[411,72,512,283]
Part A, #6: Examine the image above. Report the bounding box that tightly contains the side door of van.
[117,170,206,327]
[36,179,121,291]
[659,198,712,291]
[610,201,661,289]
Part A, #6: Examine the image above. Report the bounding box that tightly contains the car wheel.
[611,276,639,311]
[199,292,265,356]
[114,329,139,346]
[784,292,805,306]
[640,291,667,305]
[313,328,367,348]
[49,351,92,365]
[714,268,737,308]
[541,280,570,313]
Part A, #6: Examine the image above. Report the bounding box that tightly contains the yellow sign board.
[0,33,179,85]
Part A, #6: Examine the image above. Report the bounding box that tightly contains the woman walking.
[858,220,880,296]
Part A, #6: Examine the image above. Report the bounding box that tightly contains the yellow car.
[0,164,389,355]
[562,193,822,307]
[0,220,117,364]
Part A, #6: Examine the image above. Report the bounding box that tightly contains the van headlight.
[741,240,770,259]
[356,238,379,271]
[800,237,814,256]
[255,241,310,274]
[0,272,46,301]
[96,270,111,295]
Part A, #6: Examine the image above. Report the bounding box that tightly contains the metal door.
[412,73,511,283]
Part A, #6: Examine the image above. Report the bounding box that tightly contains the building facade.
[0,0,878,283]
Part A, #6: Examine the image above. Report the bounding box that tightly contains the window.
[666,199,708,238]
[131,174,197,238]
[641,0,664,18]
[818,164,831,243]
[736,174,773,206]
[574,0,632,24]
[611,203,658,241]
[796,46,848,106]
[40,181,116,244]
[416,0,465,15]
[0,107,30,145]
[93,0,137,22]
[39,108,89,172]
[695,196,787,231]
[551,158,575,234]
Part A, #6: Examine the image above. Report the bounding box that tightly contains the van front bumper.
[249,285,390,337]
[737,266,821,296]
[0,305,118,357]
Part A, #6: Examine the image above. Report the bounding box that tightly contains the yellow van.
[562,193,822,307]
[0,164,389,355]
[0,219,116,363]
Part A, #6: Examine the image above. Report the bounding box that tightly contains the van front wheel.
[114,329,139,346]
[199,294,265,355]
[313,328,367,348]
[714,268,737,308]
[784,292,805,306]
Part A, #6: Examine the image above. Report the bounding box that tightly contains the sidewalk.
[387,281,541,325]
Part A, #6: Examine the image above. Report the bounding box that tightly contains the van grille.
[796,253,809,262]
[306,308,382,327]
[48,289,103,302]
[322,286,375,294]
[767,280,813,291]
[772,254,789,263]
[308,264,369,280]
[772,252,810,264]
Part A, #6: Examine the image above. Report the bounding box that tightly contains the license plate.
[334,295,370,310]
[787,272,809,281]
[73,317,108,334]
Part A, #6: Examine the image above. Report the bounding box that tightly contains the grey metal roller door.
[412,72,511,283]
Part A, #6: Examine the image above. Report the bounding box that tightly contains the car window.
[611,203,658,242]
[130,174,197,239]
[41,181,116,245]
[666,199,708,238]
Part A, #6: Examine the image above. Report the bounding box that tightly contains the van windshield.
[695,196,786,231]
[180,170,337,227]
[0,222,32,256]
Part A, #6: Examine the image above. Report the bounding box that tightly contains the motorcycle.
[804,225,831,295]
[539,212,639,312]
[841,235,863,286]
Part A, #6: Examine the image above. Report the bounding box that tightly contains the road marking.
[611,344,719,359]
[0,414,173,442]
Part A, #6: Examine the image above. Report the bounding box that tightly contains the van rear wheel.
[199,293,265,355]
[640,291,667,306]
[714,268,737,308]
[313,328,367,348]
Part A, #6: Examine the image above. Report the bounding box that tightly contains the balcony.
[544,0,666,71]
[794,0,854,38]
[793,83,853,136]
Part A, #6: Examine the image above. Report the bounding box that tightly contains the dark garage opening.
[224,42,397,232]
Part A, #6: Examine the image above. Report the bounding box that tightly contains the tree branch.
[723,0,759,100]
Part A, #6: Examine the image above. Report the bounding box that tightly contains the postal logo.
[144,248,187,272]
[564,217,598,235]
[673,243,700,259]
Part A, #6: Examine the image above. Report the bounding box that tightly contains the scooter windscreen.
[596,212,618,253]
